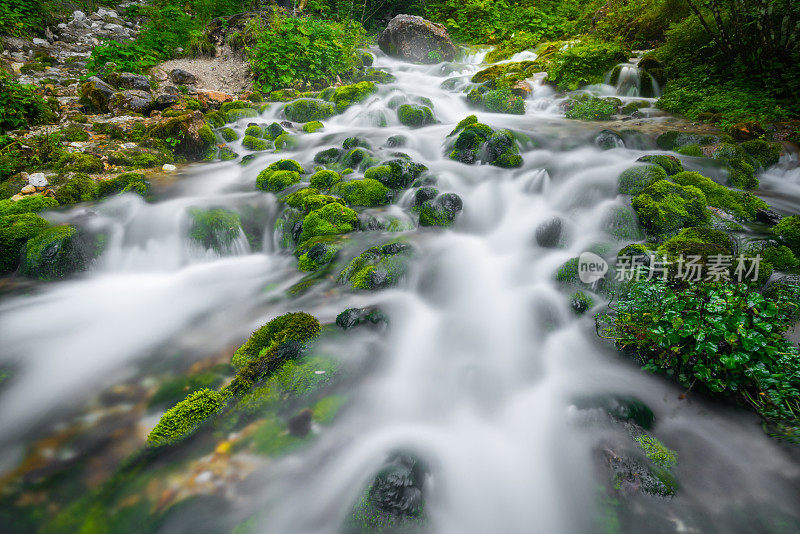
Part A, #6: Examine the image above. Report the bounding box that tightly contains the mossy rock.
[740,139,781,168]
[256,170,301,192]
[310,170,341,190]
[0,213,51,274]
[61,153,104,174]
[636,155,683,176]
[773,216,800,256]
[265,122,286,140]
[298,202,359,244]
[370,159,427,190]
[269,159,305,173]
[284,99,336,123]
[483,88,525,114]
[314,147,342,165]
[21,225,90,280]
[231,312,322,370]
[97,172,150,198]
[220,147,239,160]
[188,207,243,253]
[55,174,98,204]
[242,135,271,151]
[672,171,766,221]
[570,291,594,315]
[331,178,390,207]
[302,121,324,133]
[397,104,435,128]
[418,193,463,227]
[656,131,719,151]
[338,241,414,290]
[107,148,172,169]
[617,165,668,196]
[147,388,224,447]
[274,133,297,151]
[226,107,259,123]
[0,195,59,217]
[328,81,377,113]
[296,235,344,272]
[631,180,708,236]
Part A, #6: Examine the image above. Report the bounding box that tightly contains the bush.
[0,0,50,37]
[773,216,800,256]
[246,12,368,93]
[601,280,800,440]
[0,75,54,132]
[565,96,617,121]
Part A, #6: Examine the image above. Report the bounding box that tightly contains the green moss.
[97,173,150,198]
[676,144,704,157]
[284,99,336,123]
[298,202,359,244]
[265,122,286,140]
[570,291,594,315]
[331,178,390,207]
[740,139,781,168]
[631,180,708,235]
[548,41,629,90]
[62,153,104,173]
[220,101,250,113]
[222,127,240,141]
[341,147,370,169]
[250,417,305,456]
[565,95,617,121]
[672,171,766,221]
[108,148,172,169]
[256,170,302,192]
[762,244,799,270]
[188,208,242,253]
[418,193,463,227]
[0,195,58,217]
[62,126,90,142]
[21,225,86,280]
[314,147,342,165]
[328,81,377,112]
[220,147,239,160]
[148,370,227,409]
[146,388,224,447]
[637,155,684,176]
[312,394,346,423]
[310,169,341,189]
[232,312,322,369]
[282,187,321,209]
[712,143,759,189]
[555,257,580,285]
[0,213,51,274]
[618,165,668,195]
[397,104,435,127]
[198,124,215,145]
[296,237,343,271]
[483,88,525,114]
[635,434,677,469]
[274,133,298,150]
[773,216,800,256]
[242,135,271,151]
[226,107,259,123]
[370,159,427,189]
[55,173,98,205]
[269,159,305,173]
[302,120,324,133]
[338,241,413,290]
[208,111,228,129]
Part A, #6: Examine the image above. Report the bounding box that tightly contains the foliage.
[97,173,150,198]
[548,41,629,91]
[0,75,55,132]
[0,0,50,37]
[246,11,368,93]
[773,216,800,257]
[601,280,800,440]
[631,180,707,235]
[565,96,617,121]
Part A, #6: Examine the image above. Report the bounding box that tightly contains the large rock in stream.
[378,15,457,64]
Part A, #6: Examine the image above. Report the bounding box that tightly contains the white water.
[1,49,799,533]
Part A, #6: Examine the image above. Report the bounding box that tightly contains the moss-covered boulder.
[331,178,390,207]
[242,135,271,151]
[302,121,324,133]
[20,225,90,280]
[97,172,150,198]
[418,192,463,227]
[188,208,243,253]
[284,99,336,123]
[447,119,522,168]
[146,388,224,447]
[773,216,800,256]
[0,195,58,217]
[243,125,261,139]
[631,180,708,235]
[231,312,322,370]
[740,139,781,168]
[655,131,719,151]
[314,147,343,165]
[328,82,377,113]
[295,235,345,272]
[310,170,341,189]
[617,165,668,195]
[397,104,435,128]
[672,171,766,221]
[150,111,216,159]
[0,213,51,274]
[79,76,116,112]
[712,143,759,189]
[482,88,525,114]
[377,14,457,64]
[338,241,413,290]
[107,148,173,169]
[367,159,428,190]
[636,155,683,176]
[298,202,359,244]
[256,169,302,192]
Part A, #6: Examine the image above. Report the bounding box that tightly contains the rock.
[169,68,197,85]
[535,217,565,248]
[756,207,783,226]
[729,121,765,141]
[378,15,457,64]
[28,173,48,187]
[162,164,177,172]
[73,10,86,21]
[418,193,462,227]
[284,99,335,123]
[80,75,116,112]
[197,90,233,108]
[511,80,533,97]
[150,111,215,159]
[20,185,36,194]
[116,72,151,91]
[287,409,313,437]
[335,307,388,330]
[154,94,180,109]
[21,225,90,280]
[109,90,153,115]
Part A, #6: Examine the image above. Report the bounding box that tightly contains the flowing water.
[1,50,799,533]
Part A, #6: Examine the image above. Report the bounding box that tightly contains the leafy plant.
[0,75,54,132]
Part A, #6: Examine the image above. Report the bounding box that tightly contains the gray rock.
[109,90,153,114]
[378,15,457,64]
[73,10,86,21]
[154,93,180,108]
[28,173,49,187]
[117,72,151,91]
[169,68,197,85]
[32,38,49,47]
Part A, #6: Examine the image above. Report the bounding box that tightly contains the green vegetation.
[631,180,707,236]
[565,95,617,121]
[0,75,55,132]
[331,178,389,207]
[232,312,321,369]
[188,208,242,253]
[338,241,413,290]
[548,41,629,91]
[0,212,51,274]
[397,104,436,128]
[601,280,800,441]
[21,225,86,280]
[774,216,800,256]
[147,388,224,447]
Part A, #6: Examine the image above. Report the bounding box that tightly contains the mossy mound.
[655,131,720,151]
[397,104,435,128]
[269,159,305,173]
[302,121,324,133]
[331,178,390,207]
[328,81,377,113]
[631,180,708,236]
[617,165,668,196]
[0,195,59,217]
[242,135,271,151]
[367,159,428,189]
[711,143,760,190]
[773,216,800,256]
[469,87,525,115]
[256,170,302,192]
[298,202,359,244]
[0,213,51,274]
[21,225,89,280]
[226,107,259,123]
[188,208,243,254]
[231,312,322,370]
[242,126,261,139]
[284,99,336,123]
[636,155,683,176]
[447,118,523,168]
[672,171,766,221]
[472,61,541,85]
[146,388,224,447]
[310,170,342,190]
[107,148,173,170]
[338,241,414,290]
[97,173,150,198]
[296,235,345,272]
[417,192,463,227]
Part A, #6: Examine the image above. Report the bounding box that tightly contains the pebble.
[162,164,177,172]
[28,173,48,187]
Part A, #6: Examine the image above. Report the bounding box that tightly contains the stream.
[1,49,799,534]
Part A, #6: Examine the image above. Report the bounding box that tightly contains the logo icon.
[578,252,608,284]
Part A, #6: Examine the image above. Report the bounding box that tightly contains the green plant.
[600,279,800,440]
[773,216,800,256]
[548,41,629,91]
[565,96,617,121]
[0,75,54,132]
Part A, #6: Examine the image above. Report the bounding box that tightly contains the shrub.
[0,75,54,132]
[483,88,525,114]
[565,96,617,121]
[773,216,800,256]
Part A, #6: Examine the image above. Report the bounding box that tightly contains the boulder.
[169,68,197,85]
[109,90,154,115]
[116,72,151,91]
[154,93,180,109]
[149,111,215,159]
[80,76,116,112]
[378,15,457,64]
[197,90,233,108]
